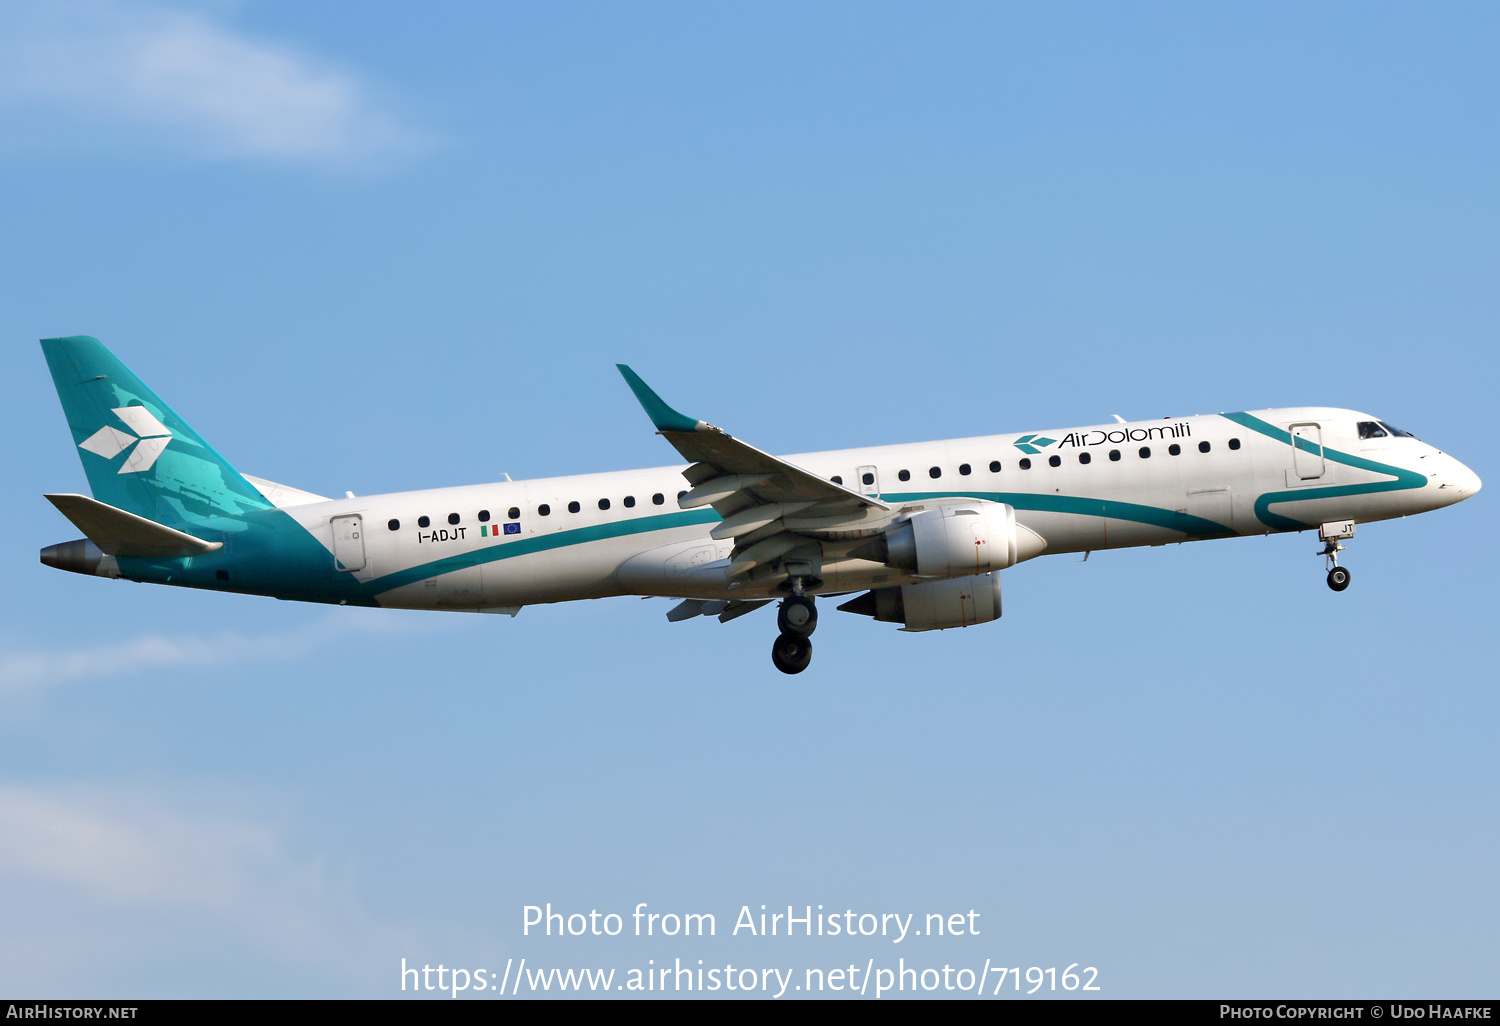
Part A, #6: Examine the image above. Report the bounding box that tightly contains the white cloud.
[1,629,308,688]
[0,611,454,689]
[0,784,415,992]
[0,0,431,169]
[0,785,298,908]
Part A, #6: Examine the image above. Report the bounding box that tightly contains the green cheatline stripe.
[882,492,1234,537]
[1222,412,1428,530]
[369,488,1234,596]
[368,508,720,594]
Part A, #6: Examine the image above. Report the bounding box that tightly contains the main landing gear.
[771,632,812,675]
[1319,520,1356,592]
[770,581,819,675]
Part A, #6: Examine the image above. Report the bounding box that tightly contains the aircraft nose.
[1446,458,1481,499]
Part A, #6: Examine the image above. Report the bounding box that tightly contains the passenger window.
[1139,447,1151,458]
[568,501,581,513]
[929,467,942,479]
[959,463,971,476]
[831,476,842,485]
[1228,438,1241,450]
[478,509,490,522]
[508,507,520,520]
[1048,455,1061,467]
[1199,441,1211,453]
[1079,452,1091,465]
[1168,444,1181,456]
[388,519,400,531]
[418,516,430,528]
[1109,449,1121,461]
[988,461,1001,473]
[538,504,551,517]
[898,470,911,482]
[652,493,664,505]
[863,472,876,486]
[448,512,460,525]
[1358,421,1389,439]
[1019,458,1032,470]
[623,495,636,508]
[598,498,610,510]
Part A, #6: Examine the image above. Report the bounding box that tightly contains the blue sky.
[1,0,1495,998]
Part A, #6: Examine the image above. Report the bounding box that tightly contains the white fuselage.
[272,407,1480,614]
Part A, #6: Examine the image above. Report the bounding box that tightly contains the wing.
[618,365,895,587]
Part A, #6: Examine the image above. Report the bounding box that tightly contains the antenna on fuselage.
[1111,414,1126,424]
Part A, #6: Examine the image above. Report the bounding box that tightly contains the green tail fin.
[41,336,272,530]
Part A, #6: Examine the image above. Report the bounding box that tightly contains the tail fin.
[41,336,272,530]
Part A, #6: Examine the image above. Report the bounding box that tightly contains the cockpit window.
[1357,421,1388,439]
[1379,421,1419,439]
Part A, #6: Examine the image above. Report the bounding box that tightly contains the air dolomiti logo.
[1014,423,1194,453]
[78,406,173,473]
[1012,433,1057,455]
[1057,422,1191,447]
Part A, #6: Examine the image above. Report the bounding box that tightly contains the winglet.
[616,364,709,433]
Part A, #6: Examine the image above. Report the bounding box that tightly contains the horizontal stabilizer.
[44,493,223,558]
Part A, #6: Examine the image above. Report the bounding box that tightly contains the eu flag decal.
[504,522,521,535]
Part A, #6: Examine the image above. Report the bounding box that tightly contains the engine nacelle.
[854,501,1043,576]
[838,573,1003,632]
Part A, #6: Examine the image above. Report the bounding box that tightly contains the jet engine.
[849,501,1044,576]
[837,573,1003,632]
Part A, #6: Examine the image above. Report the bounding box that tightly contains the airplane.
[38,335,1482,674]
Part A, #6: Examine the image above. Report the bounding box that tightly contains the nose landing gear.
[770,576,819,674]
[1319,520,1356,592]
[1326,562,1351,592]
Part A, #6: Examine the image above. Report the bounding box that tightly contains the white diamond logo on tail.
[119,435,171,474]
[77,406,174,473]
[111,406,170,438]
[79,425,136,459]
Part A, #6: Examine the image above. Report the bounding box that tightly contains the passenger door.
[1290,423,1325,481]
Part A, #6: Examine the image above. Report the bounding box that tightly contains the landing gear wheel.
[777,595,818,638]
[1327,566,1351,592]
[771,633,813,675]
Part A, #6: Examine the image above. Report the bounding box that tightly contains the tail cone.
[40,539,119,578]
